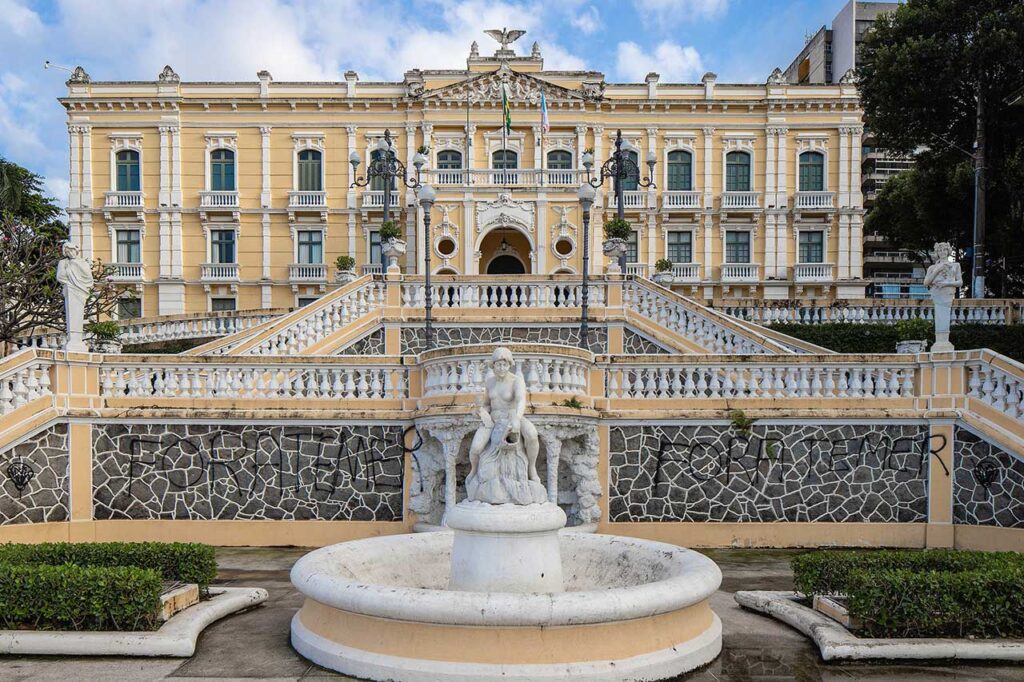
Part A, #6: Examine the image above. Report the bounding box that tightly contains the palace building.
[61,37,865,318]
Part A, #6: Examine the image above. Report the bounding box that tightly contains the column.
[158,126,171,207]
[346,126,359,260]
[575,125,587,169]
[261,214,271,281]
[465,123,477,173]
[260,126,272,208]
[536,196,548,273]
[764,213,776,278]
[776,128,789,279]
[67,126,82,254]
[701,127,714,209]
[170,125,182,208]
[645,127,659,268]
[80,125,93,211]
[463,199,475,273]
[850,126,864,279]
[532,125,542,176]
[765,128,777,208]
[701,127,714,286]
[592,126,605,276]
[838,214,851,280]
[838,126,850,210]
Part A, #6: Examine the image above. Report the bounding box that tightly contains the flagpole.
[502,82,507,187]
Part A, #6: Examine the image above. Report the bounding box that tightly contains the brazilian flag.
[501,83,512,133]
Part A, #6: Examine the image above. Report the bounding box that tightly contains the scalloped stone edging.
[735,590,1024,662]
[0,587,268,657]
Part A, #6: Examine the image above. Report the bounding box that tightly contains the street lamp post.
[349,129,427,270]
[577,183,596,349]
[418,184,437,350]
[581,129,656,272]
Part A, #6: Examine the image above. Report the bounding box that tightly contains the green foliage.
[0,563,162,631]
[0,157,63,225]
[560,396,583,409]
[793,550,1024,638]
[378,220,401,241]
[86,320,121,341]
[416,144,429,154]
[335,255,356,271]
[603,217,631,241]
[655,258,673,273]
[767,322,1024,361]
[0,542,218,589]
[728,409,756,435]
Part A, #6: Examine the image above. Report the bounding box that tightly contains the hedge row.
[793,550,1024,639]
[0,542,217,589]
[0,563,163,631]
[767,321,1024,361]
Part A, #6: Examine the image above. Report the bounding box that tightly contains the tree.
[858,0,1024,295]
[0,158,62,225]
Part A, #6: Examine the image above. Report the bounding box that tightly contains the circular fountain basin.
[290,531,722,681]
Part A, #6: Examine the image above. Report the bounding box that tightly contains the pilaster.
[261,213,271,280]
[159,125,171,207]
[67,125,81,211]
[536,195,548,273]
[926,421,955,548]
[838,126,850,209]
[463,199,475,273]
[764,213,776,278]
[701,127,714,210]
[260,126,272,208]
[838,213,851,279]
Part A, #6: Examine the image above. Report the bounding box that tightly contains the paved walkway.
[2,547,1023,681]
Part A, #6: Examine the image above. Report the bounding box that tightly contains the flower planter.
[381,238,407,272]
[652,271,674,286]
[602,238,627,274]
[335,270,356,284]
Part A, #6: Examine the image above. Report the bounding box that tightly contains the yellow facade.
[61,44,865,317]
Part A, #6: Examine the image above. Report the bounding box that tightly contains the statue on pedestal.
[55,241,93,353]
[465,347,546,505]
[924,241,962,352]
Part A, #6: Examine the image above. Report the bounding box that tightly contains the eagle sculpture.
[484,28,526,52]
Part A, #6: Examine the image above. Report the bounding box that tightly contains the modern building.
[784,0,920,297]
[62,36,866,318]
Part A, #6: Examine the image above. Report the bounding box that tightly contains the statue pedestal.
[446,500,565,593]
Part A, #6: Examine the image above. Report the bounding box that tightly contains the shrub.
[0,563,163,631]
[335,255,356,271]
[655,258,673,273]
[416,144,429,154]
[603,217,632,241]
[378,221,401,241]
[85,320,121,340]
[0,541,218,589]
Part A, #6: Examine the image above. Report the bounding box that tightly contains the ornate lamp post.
[418,184,437,350]
[349,129,427,269]
[577,183,596,349]
[581,130,656,272]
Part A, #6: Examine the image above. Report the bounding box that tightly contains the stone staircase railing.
[722,299,1021,326]
[420,345,590,398]
[402,277,606,309]
[0,349,54,417]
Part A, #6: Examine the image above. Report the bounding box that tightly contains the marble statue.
[465,347,546,505]
[55,241,93,352]
[924,241,962,352]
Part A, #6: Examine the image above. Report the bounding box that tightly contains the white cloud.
[0,0,44,38]
[616,40,704,82]
[570,6,601,35]
[633,0,728,26]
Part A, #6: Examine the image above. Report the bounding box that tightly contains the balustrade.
[794,191,835,210]
[793,263,834,282]
[721,263,760,282]
[422,354,588,397]
[721,191,760,210]
[110,262,144,281]
[289,263,327,281]
[401,280,605,309]
[288,191,327,208]
[725,301,1014,325]
[607,190,647,210]
[201,263,240,281]
[198,191,239,208]
[361,191,402,209]
[671,263,702,282]
[0,352,53,416]
[104,191,143,208]
[662,191,701,210]
[968,360,1024,420]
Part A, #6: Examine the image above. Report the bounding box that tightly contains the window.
[725,231,751,263]
[297,149,322,191]
[297,230,323,264]
[667,231,692,263]
[437,150,462,169]
[666,150,693,191]
[211,229,236,264]
[546,150,572,169]
[492,149,518,169]
[117,297,141,319]
[370,230,382,265]
[621,150,639,192]
[210,149,235,191]
[297,297,320,307]
[799,231,824,263]
[116,229,141,263]
[725,151,751,192]
[626,231,639,263]
[211,297,236,312]
[115,150,140,192]
[799,151,825,191]
[370,149,396,191]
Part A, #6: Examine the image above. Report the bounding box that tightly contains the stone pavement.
[2,547,1023,681]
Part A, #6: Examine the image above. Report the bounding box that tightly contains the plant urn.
[381,238,407,272]
[90,339,123,354]
[652,271,674,286]
[896,339,927,354]
[602,238,627,274]
[335,270,356,284]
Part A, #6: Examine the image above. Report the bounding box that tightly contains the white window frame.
[108,132,144,193]
[291,132,326,191]
[203,223,240,264]
[107,223,145,263]
[720,225,758,264]
[204,132,239,192]
[721,135,756,192]
[665,229,695,263]
[795,136,830,192]
[793,224,832,263]
[291,225,326,264]
[662,134,697,191]
[116,294,142,320]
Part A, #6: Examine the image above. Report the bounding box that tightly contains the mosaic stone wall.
[1,423,69,525]
[609,423,932,523]
[336,328,386,355]
[622,329,670,354]
[402,325,608,354]
[953,426,1024,528]
[92,423,405,521]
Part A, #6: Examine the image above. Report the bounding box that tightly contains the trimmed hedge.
[0,563,163,631]
[792,550,1024,638]
[0,542,217,589]
[767,321,1024,361]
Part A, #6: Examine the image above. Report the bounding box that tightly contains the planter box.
[160,582,200,622]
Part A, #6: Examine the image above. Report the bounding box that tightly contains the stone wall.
[609,423,933,523]
[0,423,69,525]
[954,426,1024,528]
[402,325,608,354]
[336,328,386,355]
[92,423,405,521]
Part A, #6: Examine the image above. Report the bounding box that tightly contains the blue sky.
[1,0,859,204]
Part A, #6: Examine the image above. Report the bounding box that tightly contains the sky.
[0,0,859,206]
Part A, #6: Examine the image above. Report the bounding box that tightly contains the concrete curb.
[735,590,1024,662]
[0,586,268,657]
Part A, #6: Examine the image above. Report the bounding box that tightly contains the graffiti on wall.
[0,423,68,525]
[92,423,405,521]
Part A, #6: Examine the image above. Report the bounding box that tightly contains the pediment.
[422,67,591,104]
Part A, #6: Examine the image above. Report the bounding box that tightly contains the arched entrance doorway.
[477,226,533,274]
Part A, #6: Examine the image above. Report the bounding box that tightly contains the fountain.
[290,347,722,681]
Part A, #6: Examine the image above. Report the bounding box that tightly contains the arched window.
[725,151,751,192]
[666,150,693,191]
[297,149,322,191]
[210,149,235,191]
[546,150,573,169]
[799,151,825,191]
[621,150,639,192]
[492,149,518,169]
[370,149,396,191]
[437,150,462,169]
[116,150,140,192]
